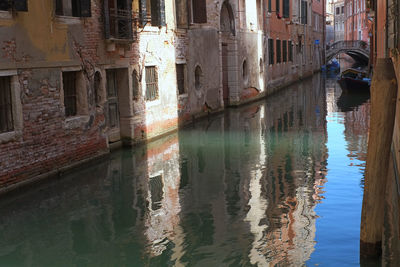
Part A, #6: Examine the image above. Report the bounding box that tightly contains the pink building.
[344,0,369,42]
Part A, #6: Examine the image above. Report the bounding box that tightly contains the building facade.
[344,0,368,42]
[0,0,325,192]
[333,0,345,41]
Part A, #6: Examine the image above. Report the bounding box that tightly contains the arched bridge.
[326,40,370,64]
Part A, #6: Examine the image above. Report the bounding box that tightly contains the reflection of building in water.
[258,75,328,266]
[139,134,182,257]
[343,101,370,166]
[325,79,343,113]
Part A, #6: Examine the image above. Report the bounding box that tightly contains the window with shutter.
[0,76,14,134]
[288,41,293,61]
[268,39,274,65]
[283,0,289,18]
[276,39,281,63]
[275,0,279,14]
[145,66,159,101]
[138,0,165,26]
[301,1,307,24]
[56,0,91,17]
[192,0,207,23]
[175,0,188,28]
[268,0,271,12]
[283,40,287,62]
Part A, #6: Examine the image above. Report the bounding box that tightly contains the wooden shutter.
[104,0,111,38]
[13,0,28,11]
[268,0,271,12]
[159,0,165,26]
[139,0,147,25]
[175,0,188,28]
[80,0,91,17]
[283,0,289,18]
[275,0,279,14]
[192,0,207,23]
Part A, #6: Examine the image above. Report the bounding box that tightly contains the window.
[175,0,188,28]
[268,0,271,12]
[301,0,307,24]
[94,71,101,105]
[194,65,202,90]
[0,0,28,11]
[105,0,133,40]
[283,0,289,18]
[242,60,248,84]
[192,0,207,23]
[336,7,340,15]
[145,66,158,101]
[341,6,344,14]
[0,76,13,133]
[63,72,78,117]
[62,70,87,117]
[288,41,293,61]
[283,40,287,62]
[132,70,139,100]
[149,175,164,211]
[268,38,274,65]
[138,0,166,26]
[56,0,91,17]
[276,39,281,63]
[176,64,186,95]
[276,0,280,14]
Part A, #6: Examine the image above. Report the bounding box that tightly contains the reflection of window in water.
[180,159,189,189]
[197,147,205,173]
[149,175,164,211]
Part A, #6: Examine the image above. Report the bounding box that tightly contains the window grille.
[145,66,158,101]
[0,76,13,133]
[104,0,133,40]
[63,72,77,117]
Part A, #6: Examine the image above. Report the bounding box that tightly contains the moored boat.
[338,68,371,91]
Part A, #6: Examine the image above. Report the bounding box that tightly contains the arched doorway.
[220,1,237,106]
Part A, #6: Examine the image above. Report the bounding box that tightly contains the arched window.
[195,65,202,90]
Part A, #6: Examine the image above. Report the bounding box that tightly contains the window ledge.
[64,115,90,129]
[0,130,22,144]
[145,98,161,108]
[178,93,188,99]
[54,15,82,25]
[0,11,12,20]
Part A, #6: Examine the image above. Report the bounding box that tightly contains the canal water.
[0,73,371,266]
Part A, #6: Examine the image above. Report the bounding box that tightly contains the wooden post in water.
[360,58,398,258]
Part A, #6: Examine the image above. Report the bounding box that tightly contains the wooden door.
[106,69,120,142]
[222,43,229,106]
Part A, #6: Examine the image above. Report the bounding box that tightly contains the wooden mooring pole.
[360,58,398,258]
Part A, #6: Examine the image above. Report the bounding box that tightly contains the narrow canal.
[0,73,371,266]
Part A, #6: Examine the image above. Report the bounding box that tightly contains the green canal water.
[0,74,372,266]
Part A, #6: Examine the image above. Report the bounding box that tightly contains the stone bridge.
[326,40,370,64]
